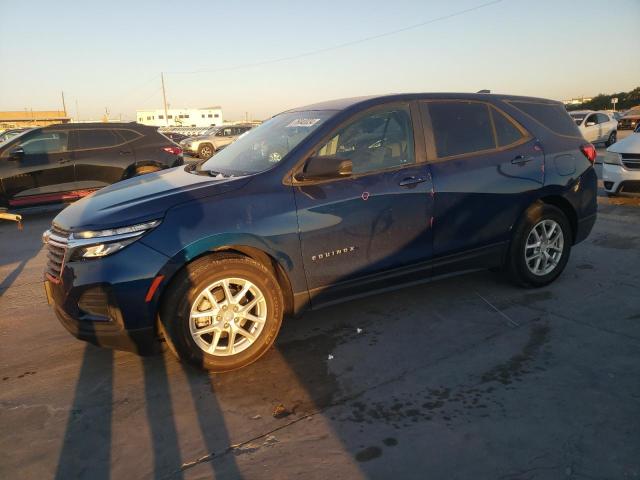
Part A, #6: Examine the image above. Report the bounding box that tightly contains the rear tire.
[159,254,283,372]
[605,131,617,147]
[507,203,572,288]
[197,143,215,160]
[134,165,162,176]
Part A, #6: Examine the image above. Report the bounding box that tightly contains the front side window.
[75,129,120,149]
[428,101,494,157]
[585,114,598,125]
[18,131,69,154]
[199,110,333,175]
[316,106,415,174]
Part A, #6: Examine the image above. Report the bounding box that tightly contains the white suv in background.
[569,110,618,146]
[603,132,640,196]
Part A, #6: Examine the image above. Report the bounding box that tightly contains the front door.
[0,129,74,206]
[293,104,434,302]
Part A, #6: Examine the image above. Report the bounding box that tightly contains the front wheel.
[507,203,572,287]
[159,254,283,372]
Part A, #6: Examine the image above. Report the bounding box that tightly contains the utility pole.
[161,72,169,127]
[61,91,67,116]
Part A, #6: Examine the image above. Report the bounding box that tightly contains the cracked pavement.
[1,148,639,479]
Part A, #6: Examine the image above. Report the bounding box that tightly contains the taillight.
[163,146,182,156]
[580,143,597,164]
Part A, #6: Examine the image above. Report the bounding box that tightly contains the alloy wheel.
[524,219,564,276]
[189,277,267,356]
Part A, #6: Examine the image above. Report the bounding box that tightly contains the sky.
[0,0,638,122]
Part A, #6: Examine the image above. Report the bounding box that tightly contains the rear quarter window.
[508,101,581,138]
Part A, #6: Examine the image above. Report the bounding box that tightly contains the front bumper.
[602,162,640,194]
[45,241,172,354]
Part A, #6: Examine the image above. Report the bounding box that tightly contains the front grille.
[622,153,640,170]
[45,224,70,278]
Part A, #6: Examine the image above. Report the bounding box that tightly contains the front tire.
[159,254,283,372]
[197,143,215,160]
[507,203,572,287]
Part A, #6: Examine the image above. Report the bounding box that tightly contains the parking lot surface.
[1,143,639,479]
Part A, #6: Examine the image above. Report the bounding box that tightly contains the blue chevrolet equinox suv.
[44,93,598,371]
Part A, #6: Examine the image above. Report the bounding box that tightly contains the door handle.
[511,155,534,164]
[119,150,132,155]
[58,158,72,164]
[399,176,427,187]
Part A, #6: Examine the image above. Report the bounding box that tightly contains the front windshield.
[569,113,586,125]
[200,110,334,175]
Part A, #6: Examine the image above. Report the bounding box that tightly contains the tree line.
[566,86,640,112]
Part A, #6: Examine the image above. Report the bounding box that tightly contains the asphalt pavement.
[1,141,639,479]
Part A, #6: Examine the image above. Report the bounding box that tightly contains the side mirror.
[297,155,352,181]
[585,122,596,127]
[9,147,25,160]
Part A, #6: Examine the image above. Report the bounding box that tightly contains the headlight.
[603,153,622,166]
[68,220,160,260]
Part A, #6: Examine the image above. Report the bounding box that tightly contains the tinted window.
[19,131,69,154]
[316,107,415,174]
[115,129,141,142]
[585,114,598,125]
[76,129,120,149]
[428,102,494,157]
[491,108,525,147]
[509,101,581,137]
[597,113,610,123]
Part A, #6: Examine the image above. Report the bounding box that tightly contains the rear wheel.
[197,143,215,160]
[159,254,283,372]
[605,131,617,147]
[507,203,572,287]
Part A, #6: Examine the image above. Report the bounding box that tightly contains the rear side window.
[115,129,141,142]
[508,101,581,137]
[596,113,610,124]
[76,129,121,149]
[491,107,525,147]
[428,102,495,157]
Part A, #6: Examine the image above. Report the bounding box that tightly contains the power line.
[166,0,503,75]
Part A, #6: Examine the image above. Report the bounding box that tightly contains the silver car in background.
[180,124,253,159]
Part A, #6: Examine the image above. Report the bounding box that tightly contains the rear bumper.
[574,212,596,245]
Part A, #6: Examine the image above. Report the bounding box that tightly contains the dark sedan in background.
[618,107,640,130]
[0,122,183,208]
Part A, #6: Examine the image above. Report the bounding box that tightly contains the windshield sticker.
[286,118,321,128]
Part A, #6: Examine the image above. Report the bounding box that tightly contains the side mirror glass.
[9,147,25,160]
[296,155,352,181]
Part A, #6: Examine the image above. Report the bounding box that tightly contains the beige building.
[0,110,71,130]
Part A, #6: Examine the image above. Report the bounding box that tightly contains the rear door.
[72,128,137,188]
[596,113,612,140]
[0,128,74,205]
[293,102,434,302]
[421,100,543,265]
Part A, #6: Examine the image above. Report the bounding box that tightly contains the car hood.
[53,166,251,231]
[607,132,640,155]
